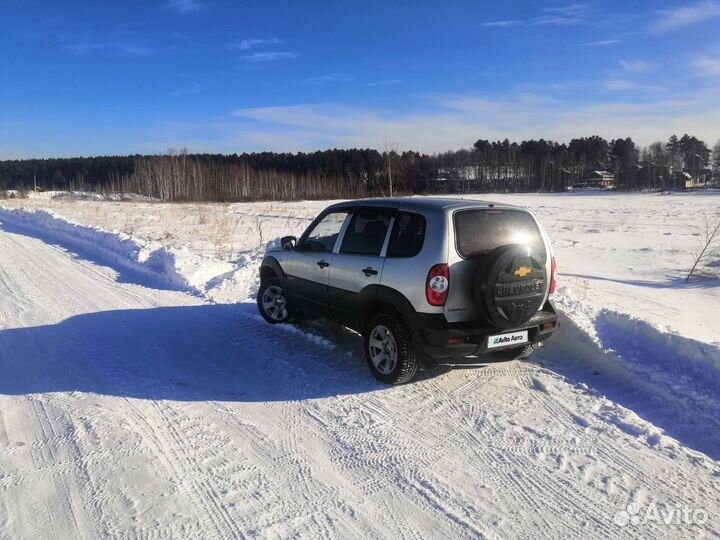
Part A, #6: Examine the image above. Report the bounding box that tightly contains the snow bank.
[27,190,154,202]
[0,208,189,292]
[543,289,720,457]
[0,205,269,302]
[596,310,720,373]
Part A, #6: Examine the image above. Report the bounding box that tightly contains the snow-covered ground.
[0,191,718,539]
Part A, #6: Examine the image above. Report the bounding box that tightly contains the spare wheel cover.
[478,245,547,330]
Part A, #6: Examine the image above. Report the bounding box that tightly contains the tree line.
[1,134,718,201]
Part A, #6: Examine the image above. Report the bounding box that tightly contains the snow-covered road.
[0,198,718,539]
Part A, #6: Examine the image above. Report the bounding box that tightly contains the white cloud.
[229,38,280,51]
[619,59,653,73]
[65,42,161,56]
[603,79,638,90]
[603,78,663,93]
[166,0,204,14]
[584,39,620,46]
[208,89,720,153]
[533,15,582,26]
[482,4,586,28]
[691,55,720,76]
[239,51,298,62]
[481,20,523,27]
[302,75,401,87]
[360,80,402,88]
[170,82,202,97]
[482,16,582,27]
[535,3,587,24]
[542,3,588,16]
[650,1,720,32]
[304,73,344,84]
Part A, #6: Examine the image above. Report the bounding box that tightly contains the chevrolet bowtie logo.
[514,266,532,278]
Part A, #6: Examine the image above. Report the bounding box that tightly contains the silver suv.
[258,197,559,384]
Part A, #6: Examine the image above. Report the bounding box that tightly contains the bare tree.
[383,138,398,197]
[686,213,720,281]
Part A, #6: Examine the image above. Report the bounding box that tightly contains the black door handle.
[317,260,330,268]
[362,267,378,276]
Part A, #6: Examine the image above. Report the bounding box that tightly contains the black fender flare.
[259,256,286,287]
[356,284,438,368]
[356,284,417,332]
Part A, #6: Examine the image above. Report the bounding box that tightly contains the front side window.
[387,212,426,258]
[340,209,391,256]
[301,211,349,252]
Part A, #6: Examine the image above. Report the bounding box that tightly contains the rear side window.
[454,209,545,259]
[340,209,391,256]
[387,212,426,258]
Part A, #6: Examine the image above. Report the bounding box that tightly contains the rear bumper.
[408,301,559,366]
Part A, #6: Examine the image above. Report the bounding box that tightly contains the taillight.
[549,257,557,295]
[426,264,450,306]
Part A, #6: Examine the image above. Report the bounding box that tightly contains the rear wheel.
[491,344,535,361]
[364,314,418,384]
[257,278,291,324]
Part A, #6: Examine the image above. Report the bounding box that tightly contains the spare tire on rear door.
[474,245,547,330]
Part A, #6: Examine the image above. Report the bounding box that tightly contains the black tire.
[364,313,418,384]
[491,344,534,361]
[257,278,291,324]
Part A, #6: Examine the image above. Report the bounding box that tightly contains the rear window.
[454,209,545,259]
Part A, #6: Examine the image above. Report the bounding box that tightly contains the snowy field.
[0,191,718,539]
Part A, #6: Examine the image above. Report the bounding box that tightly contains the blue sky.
[1,0,719,158]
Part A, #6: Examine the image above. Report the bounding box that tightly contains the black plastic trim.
[408,300,559,364]
[259,256,286,287]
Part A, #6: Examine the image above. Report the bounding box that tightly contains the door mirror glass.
[281,236,296,250]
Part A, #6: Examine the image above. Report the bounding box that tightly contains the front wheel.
[257,278,291,324]
[364,314,418,384]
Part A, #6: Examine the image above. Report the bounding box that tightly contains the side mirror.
[281,235,297,250]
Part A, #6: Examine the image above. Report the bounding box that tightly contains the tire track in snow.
[25,397,89,539]
[116,398,235,539]
[429,369,565,536]
[516,369,648,478]
[506,370,638,538]
[85,319,244,539]
[518,367,713,530]
[151,402,243,539]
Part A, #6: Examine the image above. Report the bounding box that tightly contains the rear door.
[327,208,393,328]
[284,210,350,316]
[445,207,548,323]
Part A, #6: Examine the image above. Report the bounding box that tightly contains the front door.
[284,210,350,316]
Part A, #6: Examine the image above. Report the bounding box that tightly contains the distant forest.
[1,134,718,201]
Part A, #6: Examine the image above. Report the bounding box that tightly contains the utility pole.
[33,174,37,192]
